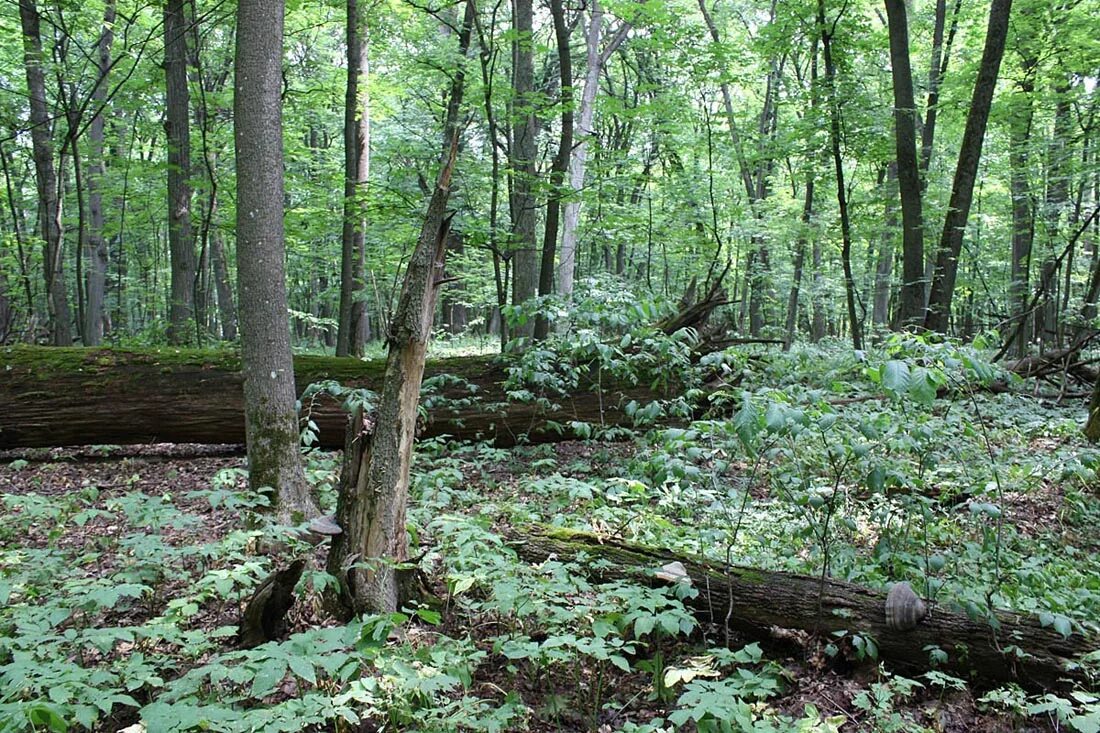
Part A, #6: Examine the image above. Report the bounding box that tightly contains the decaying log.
[0,346,667,450]
[505,526,1096,691]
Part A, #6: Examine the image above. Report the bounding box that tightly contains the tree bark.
[327,0,476,615]
[818,0,862,350]
[1086,369,1100,443]
[884,0,926,329]
[506,526,1096,691]
[0,346,670,451]
[235,0,318,520]
[533,0,573,342]
[509,0,538,338]
[558,2,628,298]
[336,0,370,358]
[873,162,898,329]
[1007,66,1036,358]
[20,0,73,346]
[924,0,1012,333]
[165,0,197,345]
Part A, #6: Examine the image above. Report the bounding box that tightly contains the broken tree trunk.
[505,526,1095,691]
[325,0,476,617]
[0,345,666,450]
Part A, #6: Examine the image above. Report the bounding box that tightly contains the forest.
[2,0,1100,730]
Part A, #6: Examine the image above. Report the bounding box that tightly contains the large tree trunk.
[924,0,1012,333]
[1086,370,1100,442]
[326,0,476,616]
[509,0,538,339]
[1007,64,1036,358]
[20,0,73,346]
[507,526,1096,691]
[884,0,925,329]
[336,0,370,358]
[165,0,197,345]
[0,346,669,450]
[235,0,317,520]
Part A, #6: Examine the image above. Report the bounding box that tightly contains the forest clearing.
[2,0,1100,730]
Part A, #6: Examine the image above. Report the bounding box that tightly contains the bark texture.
[234,0,317,518]
[165,0,197,345]
[0,346,666,450]
[507,526,1096,691]
[509,0,538,338]
[327,0,476,615]
[20,0,73,346]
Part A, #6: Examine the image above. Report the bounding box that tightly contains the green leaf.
[287,655,317,686]
[250,658,288,697]
[882,360,910,394]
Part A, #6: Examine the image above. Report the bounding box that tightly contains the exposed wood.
[505,526,1095,691]
[238,558,306,648]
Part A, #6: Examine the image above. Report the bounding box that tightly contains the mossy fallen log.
[0,346,664,450]
[505,526,1096,691]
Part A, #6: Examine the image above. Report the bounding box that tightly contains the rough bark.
[235,0,317,519]
[873,163,898,329]
[327,0,476,616]
[509,0,538,338]
[1008,67,1036,358]
[20,0,73,346]
[884,0,925,328]
[924,0,1012,333]
[506,526,1096,691]
[1087,370,1100,443]
[165,0,197,345]
[0,346,668,450]
[336,0,370,358]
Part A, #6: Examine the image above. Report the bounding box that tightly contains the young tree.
[165,0,197,344]
[235,0,318,520]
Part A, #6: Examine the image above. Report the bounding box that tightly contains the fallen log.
[505,526,1096,691]
[0,346,667,450]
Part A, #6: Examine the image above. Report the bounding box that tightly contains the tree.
[165,0,197,344]
[925,0,1013,333]
[509,0,538,339]
[19,0,73,346]
[326,0,477,616]
[884,0,926,328]
[235,0,318,520]
[336,0,371,357]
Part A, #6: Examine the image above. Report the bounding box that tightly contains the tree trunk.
[784,172,815,349]
[337,0,370,358]
[82,1,116,346]
[509,0,538,338]
[1007,67,1036,358]
[924,0,1012,333]
[533,0,573,341]
[327,0,476,616]
[0,346,674,451]
[873,162,898,329]
[165,0,196,345]
[1086,370,1100,443]
[235,0,317,520]
[818,0,862,350]
[558,2,628,298]
[20,0,73,346]
[506,526,1096,691]
[885,0,926,329]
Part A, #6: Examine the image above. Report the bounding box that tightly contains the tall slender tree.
[509,0,538,338]
[165,0,197,344]
[84,0,116,345]
[337,0,371,357]
[20,0,73,345]
[925,0,1013,333]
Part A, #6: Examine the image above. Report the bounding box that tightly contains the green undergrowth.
[2,326,1100,731]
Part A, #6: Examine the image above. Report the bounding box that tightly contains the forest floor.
[2,398,1096,733]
